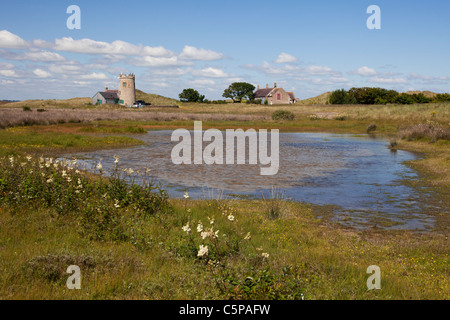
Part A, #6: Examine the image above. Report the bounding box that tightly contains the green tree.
[179,88,203,102]
[329,89,350,104]
[223,82,255,103]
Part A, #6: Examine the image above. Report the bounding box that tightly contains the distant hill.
[135,89,179,106]
[0,90,178,108]
[296,90,442,105]
[403,90,438,98]
[296,92,332,105]
[0,97,92,108]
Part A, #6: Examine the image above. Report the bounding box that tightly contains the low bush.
[272,110,295,121]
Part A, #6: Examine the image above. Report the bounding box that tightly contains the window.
[277,93,281,100]
[123,82,126,87]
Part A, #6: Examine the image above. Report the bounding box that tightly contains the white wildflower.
[197,245,209,257]
[244,232,251,240]
[26,155,32,162]
[114,199,120,208]
[113,155,119,164]
[96,162,103,171]
[46,178,53,183]
[262,252,269,259]
[182,223,191,233]
[227,214,235,222]
[61,170,67,177]
[184,191,190,199]
[197,222,203,233]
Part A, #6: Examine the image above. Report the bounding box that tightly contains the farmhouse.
[92,73,136,107]
[92,88,119,105]
[254,83,297,105]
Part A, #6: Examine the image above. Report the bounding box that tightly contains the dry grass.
[0,108,268,129]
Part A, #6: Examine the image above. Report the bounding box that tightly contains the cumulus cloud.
[179,45,224,61]
[33,68,52,78]
[350,66,378,77]
[0,69,18,77]
[0,30,29,49]
[275,52,298,64]
[53,37,174,57]
[1,49,66,62]
[191,67,228,78]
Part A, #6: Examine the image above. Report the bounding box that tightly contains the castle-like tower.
[118,73,136,107]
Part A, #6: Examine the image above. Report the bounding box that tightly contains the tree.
[222,82,255,103]
[329,89,350,104]
[179,88,203,102]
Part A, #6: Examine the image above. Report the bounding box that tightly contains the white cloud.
[179,45,224,61]
[49,63,82,74]
[133,56,191,67]
[305,65,340,76]
[0,69,18,77]
[1,49,66,62]
[190,79,216,86]
[0,30,29,49]
[33,68,52,78]
[369,76,407,84]
[79,72,108,80]
[351,66,378,77]
[152,68,189,76]
[191,67,228,78]
[0,62,14,69]
[53,37,174,57]
[275,52,298,64]
[408,72,449,82]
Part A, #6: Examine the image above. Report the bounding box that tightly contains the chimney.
[274,82,277,88]
[105,87,108,91]
[266,84,269,88]
[257,85,260,90]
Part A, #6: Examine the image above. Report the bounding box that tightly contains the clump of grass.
[272,110,295,121]
[399,121,450,142]
[366,123,377,133]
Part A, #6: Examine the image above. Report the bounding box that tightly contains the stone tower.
[118,73,136,107]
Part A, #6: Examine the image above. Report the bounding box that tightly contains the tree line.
[329,87,450,105]
[179,82,256,103]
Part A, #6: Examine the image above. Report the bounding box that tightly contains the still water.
[64,131,438,230]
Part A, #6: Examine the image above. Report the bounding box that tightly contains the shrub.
[272,110,295,121]
[398,122,450,142]
[22,106,32,112]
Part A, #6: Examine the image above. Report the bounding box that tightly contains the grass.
[0,126,144,157]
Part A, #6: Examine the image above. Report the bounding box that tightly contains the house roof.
[99,91,119,100]
[254,88,275,98]
[287,92,296,100]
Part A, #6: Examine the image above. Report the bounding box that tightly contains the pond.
[63,131,439,231]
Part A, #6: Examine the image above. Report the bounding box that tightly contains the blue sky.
[0,0,449,100]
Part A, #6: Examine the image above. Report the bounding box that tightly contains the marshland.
[0,98,448,300]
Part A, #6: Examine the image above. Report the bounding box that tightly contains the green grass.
[0,127,144,157]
